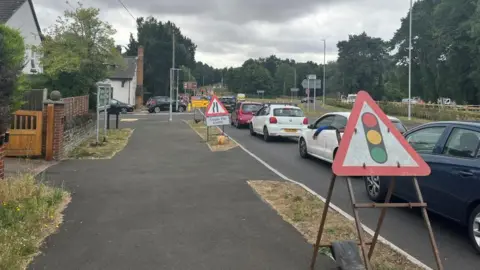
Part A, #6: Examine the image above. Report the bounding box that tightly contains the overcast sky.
[33,0,410,68]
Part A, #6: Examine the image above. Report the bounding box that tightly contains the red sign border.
[205,95,229,117]
[332,90,431,176]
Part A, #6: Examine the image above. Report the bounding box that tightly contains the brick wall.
[62,114,96,158]
[63,95,89,124]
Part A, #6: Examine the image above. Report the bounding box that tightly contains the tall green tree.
[337,32,389,99]
[36,4,122,98]
[130,17,196,96]
[0,25,27,135]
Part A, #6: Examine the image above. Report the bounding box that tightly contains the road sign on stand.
[332,90,430,176]
[205,95,230,126]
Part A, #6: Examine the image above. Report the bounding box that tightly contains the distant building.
[0,0,43,74]
[101,56,138,106]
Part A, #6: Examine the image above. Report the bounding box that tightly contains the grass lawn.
[186,120,238,151]
[248,180,424,270]
[69,128,133,159]
[0,173,70,269]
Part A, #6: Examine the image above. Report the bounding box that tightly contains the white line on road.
[195,108,433,270]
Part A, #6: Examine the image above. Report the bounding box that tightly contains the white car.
[298,112,407,162]
[249,104,309,141]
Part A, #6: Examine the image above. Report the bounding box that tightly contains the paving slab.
[29,119,337,270]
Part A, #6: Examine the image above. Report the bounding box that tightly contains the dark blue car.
[364,121,480,253]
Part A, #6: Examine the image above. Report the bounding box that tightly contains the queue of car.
[228,99,480,254]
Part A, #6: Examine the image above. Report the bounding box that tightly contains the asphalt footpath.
[29,118,337,270]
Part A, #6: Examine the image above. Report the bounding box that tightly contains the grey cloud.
[33,0,410,67]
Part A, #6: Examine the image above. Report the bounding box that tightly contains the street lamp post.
[169,68,181,120]
[408,0,413,120]
[322,39,326,106]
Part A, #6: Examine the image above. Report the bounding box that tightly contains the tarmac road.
[222,123,480,270]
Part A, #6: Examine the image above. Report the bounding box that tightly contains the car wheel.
[468,205,480,254]
[121,108,128,114]
[263,126,271,142]
[299,138,308,158]
[154,107,161,113]
[364,176,387,202]
[249,124,256,136]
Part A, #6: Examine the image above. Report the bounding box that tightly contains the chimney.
[135,46,144,107]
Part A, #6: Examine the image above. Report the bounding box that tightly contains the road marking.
[196,108,433,270]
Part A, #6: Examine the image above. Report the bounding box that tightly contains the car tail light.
[303,118,308,125]
[269,117,277,124]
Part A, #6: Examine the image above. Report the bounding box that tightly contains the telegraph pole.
[169,31,175,122]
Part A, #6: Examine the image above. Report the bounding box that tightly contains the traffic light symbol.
[361,112,388,164]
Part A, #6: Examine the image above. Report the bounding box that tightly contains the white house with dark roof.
[101,56,138,106]
[0,0,43,74]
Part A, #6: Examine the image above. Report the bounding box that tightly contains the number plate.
[284,129,297,132]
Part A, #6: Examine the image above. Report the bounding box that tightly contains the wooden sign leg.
[310,173,337,270]
[368,176,396,259]
[346,177,372,270]
[412,177,444,270]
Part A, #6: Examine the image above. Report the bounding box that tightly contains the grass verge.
[0,173,70,269]
[186,120,238,151]
[248,180,423,270]
[69,128,133,159]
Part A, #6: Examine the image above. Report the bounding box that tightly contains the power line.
[117,0,136,21]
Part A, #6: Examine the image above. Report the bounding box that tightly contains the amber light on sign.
[361,112,387,164]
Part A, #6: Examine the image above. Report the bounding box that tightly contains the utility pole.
[408,0,413,120]
[169,31,175,122]
[294,68,297,87]
[323,39,326,106]
[176,69,179,112]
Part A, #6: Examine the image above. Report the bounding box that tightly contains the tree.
[0,25,27,135]
[132,17,197,96]
[36,4,122,98]
[337,32,389,99]
[124,33,138,56]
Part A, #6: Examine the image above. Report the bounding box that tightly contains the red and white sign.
[205,95,229,117]
[332,90,430,176]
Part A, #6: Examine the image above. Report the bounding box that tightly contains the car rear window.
[241,104,262,112]
[273,108,304,117]
[392,121,407,133]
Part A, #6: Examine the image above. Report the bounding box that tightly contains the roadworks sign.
[332,90,430,176]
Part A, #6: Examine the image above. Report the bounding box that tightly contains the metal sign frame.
[309,91,443,270]
[96,83,112,144]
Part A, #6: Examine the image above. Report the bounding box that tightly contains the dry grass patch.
[248,180,423,270]
[0,173,70,269]
[69,128,133,159]
[186,120,238,151]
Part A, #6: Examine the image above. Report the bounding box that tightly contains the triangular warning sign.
[332,90,430,176]
[205,95,229,117]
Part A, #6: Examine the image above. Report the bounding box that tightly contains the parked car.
[146,96,186,113]
[108,99,134,114]
[363,121,480,253]
[249,104,308,141]
[231,102,262,128]
[301,97,314,103]
[298,112,406,162]
[220,96,236,113]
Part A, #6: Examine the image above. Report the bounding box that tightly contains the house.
[0,0,43,74]
[101,47,144,106]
